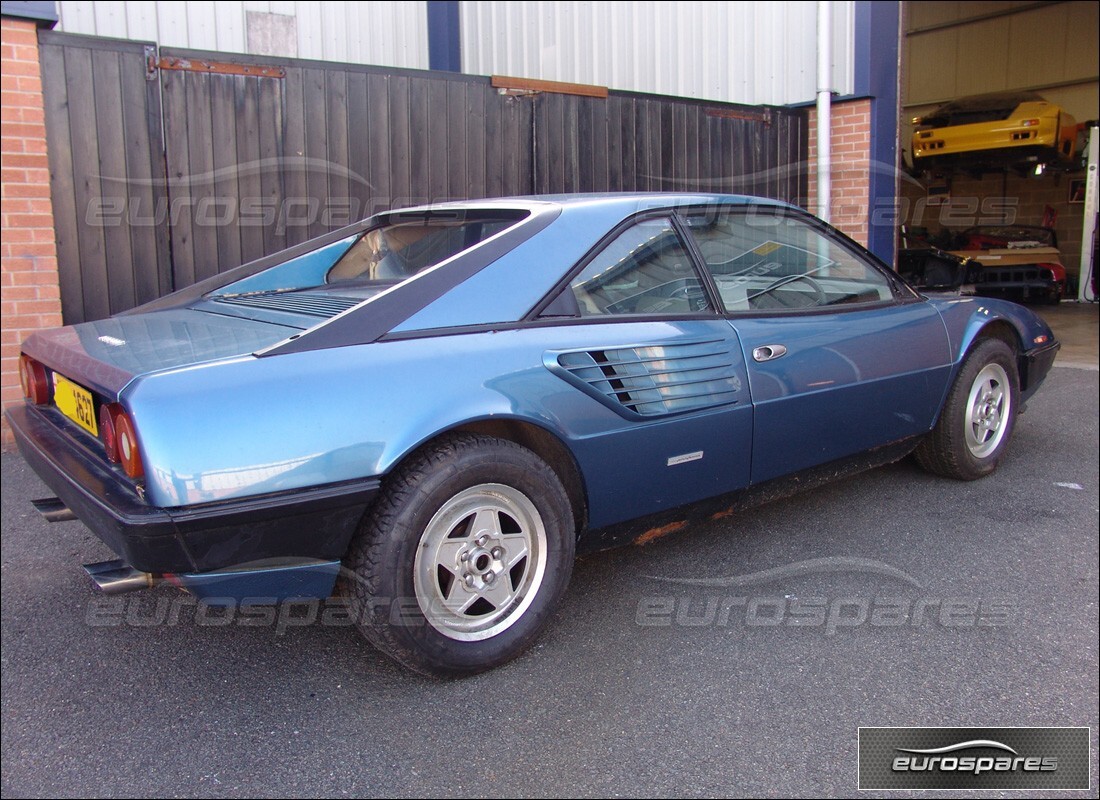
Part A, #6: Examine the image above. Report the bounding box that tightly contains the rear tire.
[915,337,1020,480]
[341,433,575,677]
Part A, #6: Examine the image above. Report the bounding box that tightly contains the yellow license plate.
[54,374,98,436]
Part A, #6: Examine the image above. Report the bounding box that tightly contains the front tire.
[342,433,575,677]
[915,337,1020,480]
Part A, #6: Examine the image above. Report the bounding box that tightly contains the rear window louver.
[214,294,363,317]
[551,339,743,418]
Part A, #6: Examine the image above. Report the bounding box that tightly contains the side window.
[683,209,895,312]
[569,218,713,316]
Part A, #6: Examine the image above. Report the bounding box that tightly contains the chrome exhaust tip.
[83,560,157,594]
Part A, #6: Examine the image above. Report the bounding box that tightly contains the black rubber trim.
[1021,340,1060,402]
[6,403,379,574]
[260,204,562,355]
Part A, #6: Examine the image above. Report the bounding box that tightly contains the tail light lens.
[1038,262,1066,282]
[99,404,120,463]
[19,355,51,405]
[110,406,144,479]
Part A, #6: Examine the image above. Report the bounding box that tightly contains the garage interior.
[900,0,1098,367]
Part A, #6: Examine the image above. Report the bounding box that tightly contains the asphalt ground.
[2,365,1097,798]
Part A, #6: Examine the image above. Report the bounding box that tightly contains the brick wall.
[1,17,63,448]
[806,98,873,247]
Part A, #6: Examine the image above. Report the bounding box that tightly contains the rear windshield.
[209,209,528,303]
[326,215,522,283]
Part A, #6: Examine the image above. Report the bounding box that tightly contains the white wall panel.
[54,0,855,105]
[460,0,855,106]
[56,1,430,68]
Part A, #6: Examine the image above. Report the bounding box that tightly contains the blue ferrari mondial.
[8,194,1059,675]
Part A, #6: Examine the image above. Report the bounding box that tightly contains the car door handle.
[752,344,788,362]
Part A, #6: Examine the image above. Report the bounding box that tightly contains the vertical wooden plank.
[345,70,370,221]
[530,93,546,194]
[209,74,243,273]
[572,96,589,191]
[483,81,503,197]
[184,72,219,283]
[606,97,622,192]
[635,99,653,192]
[280,65,308,246]
[257,72,285,254]
[673,103,689,192]
[408,76,430,206]
[425,77,450,203]
[697,106,711,193]
[232,74,262,265]
[90,49,137,315]
[301,67,328,239]
[39,41,84,323]
[388,75,411,208]
[161,65,194,289]
[501,92,529,196]
[366,73,392,214]
[564,96,580,192]
[684,104,699,193]
[325,68,351,227]
[64,46,110,321]
[707,115,724,194]
[119,47,172,303]
[659,100,674,191]
[589,97,608,192]
[464,84,486,199]
[444,81,468,201]
[620,97,636,192]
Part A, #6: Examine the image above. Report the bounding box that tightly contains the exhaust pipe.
[83,559,158,595]
[32,497,77,523]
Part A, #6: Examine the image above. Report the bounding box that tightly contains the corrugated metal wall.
[460,0,855,106]
[55,1,856,106]
[55,0,430,68]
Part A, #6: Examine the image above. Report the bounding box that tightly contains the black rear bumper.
[6,404,379,574]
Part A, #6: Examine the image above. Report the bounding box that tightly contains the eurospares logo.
[858,727,1090,790]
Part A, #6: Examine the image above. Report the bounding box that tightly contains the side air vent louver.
[553,339,742,418]
[214,294,363,317]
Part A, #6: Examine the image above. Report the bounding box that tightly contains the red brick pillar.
[1,17,63,448]
[805,98,872,247]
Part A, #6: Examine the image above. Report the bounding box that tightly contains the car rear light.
[113,408,144,479]
[19,355,50,405]
[99,404,120,463]
[1038,262,1066,282]
[1021,119,1040,127]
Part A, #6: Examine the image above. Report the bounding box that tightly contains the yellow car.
[912,92,1077,169]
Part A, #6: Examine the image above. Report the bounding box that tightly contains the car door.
[680,206,954,484]
[537,214,755,528]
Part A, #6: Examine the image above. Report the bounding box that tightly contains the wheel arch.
[387,417,589,536]
[962,317,1036,393]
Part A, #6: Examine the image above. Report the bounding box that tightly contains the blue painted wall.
[853,1,901,266]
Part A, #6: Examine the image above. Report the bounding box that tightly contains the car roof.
[393,192,793,219]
